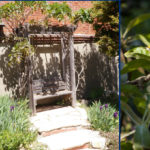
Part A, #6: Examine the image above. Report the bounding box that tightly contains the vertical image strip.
[121,0,150,150]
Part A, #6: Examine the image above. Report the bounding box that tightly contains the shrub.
[87,101,119,132]
[0,96,37,150]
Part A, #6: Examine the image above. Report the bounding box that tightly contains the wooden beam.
[28,38,36,115]
[69,32,76,107]
[34,90,72,101]
[60,34,66,82]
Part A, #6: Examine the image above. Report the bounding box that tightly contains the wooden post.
[60,33,66,81]
[69,32,76,107]
[28,37,36,115]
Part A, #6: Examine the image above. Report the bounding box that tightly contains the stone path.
[30,106,107,150]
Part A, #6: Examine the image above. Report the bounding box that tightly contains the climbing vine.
[73,1,119,56]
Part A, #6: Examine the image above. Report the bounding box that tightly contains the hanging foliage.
[72,1,119,56]
[45,2,72,22]
[72,8,93,24]
[0,1,74,63]
[8,39,34,66]
[92,1,119,56]
[0,1,46,33]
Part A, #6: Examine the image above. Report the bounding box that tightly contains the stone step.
[82,148,100,150]
[30,106,90,132]
[41,126,80,137]
[38,128,106,150]
[66,143,90,150]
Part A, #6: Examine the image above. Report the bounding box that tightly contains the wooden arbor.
[18,24,77,114]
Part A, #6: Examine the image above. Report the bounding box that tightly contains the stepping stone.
[38,129,106,150]
[30,106,90,132]
[82,148,100,150]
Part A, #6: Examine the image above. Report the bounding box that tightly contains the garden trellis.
[16,24,77,114]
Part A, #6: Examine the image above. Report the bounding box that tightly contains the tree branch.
[126,74,150,85]
[75,59,85,91]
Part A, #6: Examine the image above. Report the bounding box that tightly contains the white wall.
[0,43,118,98]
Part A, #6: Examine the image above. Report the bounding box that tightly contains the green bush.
[87,101,119,132]
[0,96,37,150]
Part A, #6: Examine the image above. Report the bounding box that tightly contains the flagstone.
[30,106,90,132]
[38,129,106,150]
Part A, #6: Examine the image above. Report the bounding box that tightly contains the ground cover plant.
[87,101,118,132]
[0,96,37,150]
[86,100,119,150]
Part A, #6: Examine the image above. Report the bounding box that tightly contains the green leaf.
[121,84,143,98]
[72,8,93,24]
[125,47,150,58]
[130,54,150,61]
[121,95,128,103]
[130,70,144,81]
[137,34,150,47]
[134,124,150,149]
[123,13,150,38]
[121,101,142,125]
[121,59,150,74]
[133,97,146,114]
[46,2,72,21]
[121,141,133,150]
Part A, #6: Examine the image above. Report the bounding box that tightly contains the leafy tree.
[72,8,93,24]
[121,2,150,149]
[0,1,72,34]
[121,0,150,33]
[121,14,150,150]
[73,1,119,56]
[44,2,72,22]
[92,1,119,56]
[0,1,46,34]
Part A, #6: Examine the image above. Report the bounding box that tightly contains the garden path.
[30,106,107,150]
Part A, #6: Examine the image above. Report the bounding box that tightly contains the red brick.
[0,1,95,35]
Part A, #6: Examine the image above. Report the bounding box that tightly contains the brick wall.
[0,1,95,35]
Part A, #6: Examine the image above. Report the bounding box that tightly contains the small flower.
[100,106,103,110]
[113,112,118,118]
[105,104,108,108]
[10,106,15,111]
